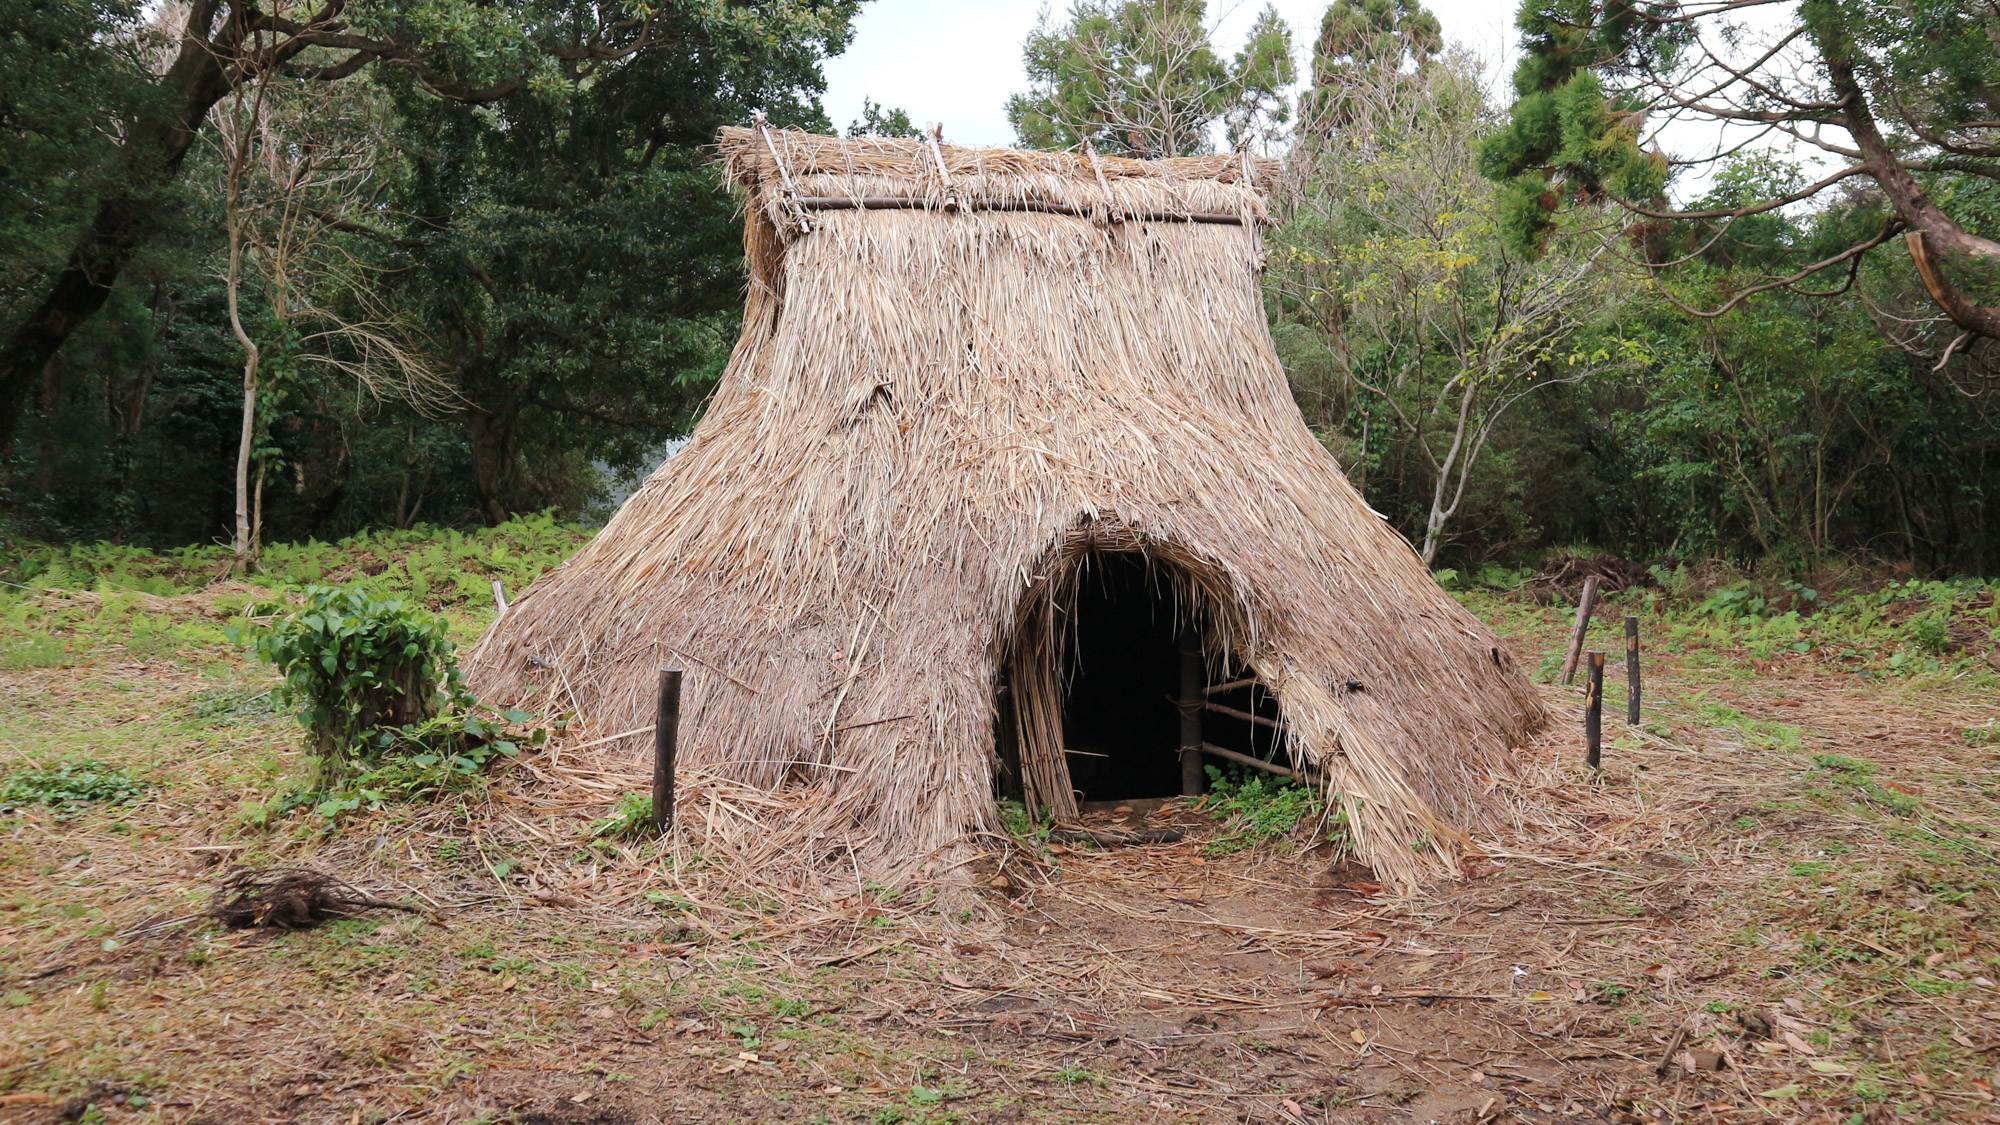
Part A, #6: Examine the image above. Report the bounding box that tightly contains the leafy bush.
[249,583,541,807]
[254,585,465,771]
[1,761,147,814]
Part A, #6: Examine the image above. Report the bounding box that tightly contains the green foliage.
[0,761,147,814]
[998,798,1053,850]
[0,0,156,332]
[1199,765,1337,855]
[377,2,859,522]
[254,584,466,764]
[5,514,588,609]
[4,1,862,542]
[0,633,70,670]
[847,98,918,138]
[1006,0,1295,157]
[1477,0,1677,255]
[1909,610,1952,656]
[1314,0,1440,76]
[245,581,542,813]
[1701,582,1819,621]
[1269,49,1613,563]
[590,793,656,840]
[340,706,537,807]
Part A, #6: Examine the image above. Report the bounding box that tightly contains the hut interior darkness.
[465,125,1548,890]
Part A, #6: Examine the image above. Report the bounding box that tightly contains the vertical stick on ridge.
[1179,627,1204,798]
[1625,615,1641,725]
[652,668,683,835]
[1584,651,1605,771]
[491,579,508,615]
[1561,575,1601,686]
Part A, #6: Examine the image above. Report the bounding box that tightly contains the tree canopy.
[1479,0,2000,358]
[1006,0,1295,157]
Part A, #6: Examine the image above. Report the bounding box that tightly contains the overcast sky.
[819,0,1521,149]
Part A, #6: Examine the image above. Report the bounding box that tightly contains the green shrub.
[1,761,147,814]
[253,585,465,773]
[249,583,541,807]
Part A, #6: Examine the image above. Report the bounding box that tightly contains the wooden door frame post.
[1178,626,1203,797]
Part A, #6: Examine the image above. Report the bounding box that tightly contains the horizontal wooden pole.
[793,195,1246,225]
[1203,677,1259,696]
[1200,742,1300,780]
[1204,700,1281,730]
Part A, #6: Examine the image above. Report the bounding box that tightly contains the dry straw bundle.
[465,127,1546,890]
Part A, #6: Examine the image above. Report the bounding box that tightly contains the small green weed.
[998,798,1050,845]
[591,793,655,840]
[1909,611,1952,656]
[1810,755,1920,816]
[185,687,278,726]
[1200,765,1339,855]
[1,761,147,814]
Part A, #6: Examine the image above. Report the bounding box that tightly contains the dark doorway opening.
[1059,554,1184,802]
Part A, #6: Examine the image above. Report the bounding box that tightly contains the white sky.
[819,0,1520,148]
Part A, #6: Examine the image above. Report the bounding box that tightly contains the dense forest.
[4,0,1998,576]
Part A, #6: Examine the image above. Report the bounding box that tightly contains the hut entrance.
[997,542,1297,820]
[1060,553,1184,803]
[1000,548,1228,819]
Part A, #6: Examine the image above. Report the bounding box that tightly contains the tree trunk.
[466,403,518,526]
[0,4,239,452]
[224,155,259,568]
[231,351,259,564]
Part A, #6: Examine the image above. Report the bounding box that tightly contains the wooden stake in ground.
[1179,626,1203,797]
[652,668,683,834]
[1560,575,1601,685]
[491,579,508,615]
[1584,651,1605,770]
[1624,615,1641,725]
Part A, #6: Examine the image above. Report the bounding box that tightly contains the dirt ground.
[5,591,2000,1124]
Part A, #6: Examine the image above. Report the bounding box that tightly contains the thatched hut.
[465,126,1546,888]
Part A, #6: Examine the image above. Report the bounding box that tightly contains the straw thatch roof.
[464,126,1547,889]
